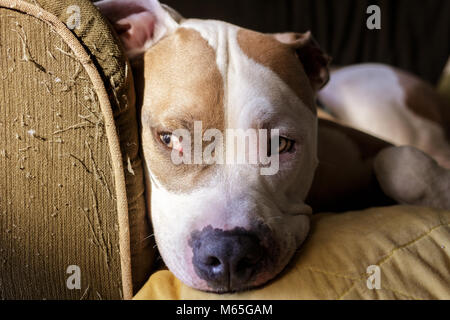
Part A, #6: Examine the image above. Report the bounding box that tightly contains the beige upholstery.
[0,0,154,299]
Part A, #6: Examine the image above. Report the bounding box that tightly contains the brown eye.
[268,136,294,156]
[159,133,173,148]
[278,137,294,154]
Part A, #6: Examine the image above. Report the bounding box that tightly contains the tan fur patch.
[141,27,224,192]
[237,28,316,114]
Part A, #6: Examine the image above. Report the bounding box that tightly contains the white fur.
[318,63,450,166]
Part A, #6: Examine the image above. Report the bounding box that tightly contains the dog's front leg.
[374,146,450,210]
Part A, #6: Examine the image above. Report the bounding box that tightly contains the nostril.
[206,256,221,267]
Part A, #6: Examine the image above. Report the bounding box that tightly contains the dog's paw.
[374,146,450,210]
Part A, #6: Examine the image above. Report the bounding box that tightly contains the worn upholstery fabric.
[0,0,153,299]
[135,206,450,300]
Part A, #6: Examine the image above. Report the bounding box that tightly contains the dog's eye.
[267,136,294,156]
[278,137,294,154]
[159,133,173,147]
[159,132,183,152]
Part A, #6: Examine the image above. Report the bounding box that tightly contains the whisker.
[141,233,154,242]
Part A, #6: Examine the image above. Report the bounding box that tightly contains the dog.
[96,0,450,293]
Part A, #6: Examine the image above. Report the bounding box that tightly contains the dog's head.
[97,0,330,292]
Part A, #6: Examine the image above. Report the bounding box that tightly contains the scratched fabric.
[0,0,153,299]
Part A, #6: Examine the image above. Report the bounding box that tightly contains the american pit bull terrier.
[96,0,450,293]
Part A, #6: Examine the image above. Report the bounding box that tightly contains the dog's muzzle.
[189,226,266,292]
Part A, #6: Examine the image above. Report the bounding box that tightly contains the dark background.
[164,0,450,85]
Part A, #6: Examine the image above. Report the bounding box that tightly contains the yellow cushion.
[134,206,450,300]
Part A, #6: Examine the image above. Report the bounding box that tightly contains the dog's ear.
[95,0,179,59]
[273,31,331,91]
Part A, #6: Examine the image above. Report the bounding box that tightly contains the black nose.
[189,227,264,291]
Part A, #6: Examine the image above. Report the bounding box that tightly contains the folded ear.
[273,31,331,91]
[96,0,179,58]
